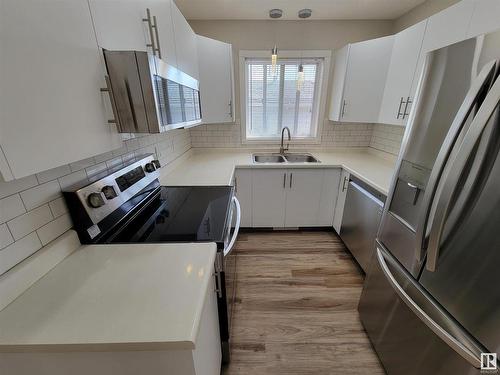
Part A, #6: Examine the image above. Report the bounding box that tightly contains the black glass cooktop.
[107,186,233,244]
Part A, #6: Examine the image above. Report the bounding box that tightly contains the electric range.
[63,154,240,364]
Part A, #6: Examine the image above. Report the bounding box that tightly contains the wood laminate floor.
[223,230,385,375]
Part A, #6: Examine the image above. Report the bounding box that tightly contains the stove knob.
[87,193,105,208]
[101,185,117,200]
[144,162,156,173]
[152,160,161,169]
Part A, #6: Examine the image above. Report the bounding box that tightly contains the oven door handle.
[224,196,241,257]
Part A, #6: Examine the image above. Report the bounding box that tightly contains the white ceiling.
[175,0,427,21]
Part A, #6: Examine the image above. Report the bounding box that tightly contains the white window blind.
[245,58,322,139]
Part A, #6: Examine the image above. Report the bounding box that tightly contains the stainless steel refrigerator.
[359,29,500,374]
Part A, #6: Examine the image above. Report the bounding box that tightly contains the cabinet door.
[421,0,475,53]
[328,45,349,121]
[467,0,500,38]
[89,0,177,67]
[149,0,177,67]
[197,35,234,124]
[234,169,252,227]
[284,169,325,227]
[317,169,341,226]
[171,1,199,79]
[0,0,122,180]
[378,20,427,126]
[333,170,350,233]
[251,169,286,227]
[341,36,394,123]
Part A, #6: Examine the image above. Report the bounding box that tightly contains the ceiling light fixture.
[298,9,312,19]
[269,9,282,76]
[297,64,304,92]
[269,9,283,19]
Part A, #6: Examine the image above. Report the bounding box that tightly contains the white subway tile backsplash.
[0,175,38,200]
[0,224,14,250]
[69,157,95,172]
[0,128,191,273]
[36,165,71,184]
[0,195,26,224]
[48,197,68,218]
[20,180,61,211]
[0,232,42,275]
[105,156,123,169]
[36,213,72,246]
[7,204,53,241]
[58,169,88,191]
[85,162,107,178]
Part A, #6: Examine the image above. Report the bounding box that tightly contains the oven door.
[217,196,241,363]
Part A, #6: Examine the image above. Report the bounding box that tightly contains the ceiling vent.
[269,9,283,19]
[298,9,312,19]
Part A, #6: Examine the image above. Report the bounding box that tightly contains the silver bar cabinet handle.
[289,173,293,188]
[152,15,161,59]
[283,173,286,189]
[228,100,233,117]
[396,96,405,119]
[100,75,120,127]
[341,99,347,118]
[342,176,348,192]
[143,8,156,56]
[402,96,412,119]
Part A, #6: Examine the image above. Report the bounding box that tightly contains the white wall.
[0,130,191,275]
[189,19,395,149]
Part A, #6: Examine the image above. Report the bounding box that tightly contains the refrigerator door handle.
[376,246,483,368]
[414,60,497,263]
[426,74,500,272]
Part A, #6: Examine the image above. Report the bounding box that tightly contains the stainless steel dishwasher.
[340,176,385,272]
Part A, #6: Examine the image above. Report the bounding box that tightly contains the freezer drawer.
[340,178,384,272]
[358,244,487,375]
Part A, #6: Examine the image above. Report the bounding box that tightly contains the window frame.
[239,50,331,145]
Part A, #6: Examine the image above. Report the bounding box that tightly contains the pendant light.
[271,45,278,75]
[269,9,282,76]
[297,64,304,92]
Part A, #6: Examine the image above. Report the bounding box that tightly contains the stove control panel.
[66,154,161,225]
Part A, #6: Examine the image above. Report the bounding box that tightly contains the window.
[243,56,325,140]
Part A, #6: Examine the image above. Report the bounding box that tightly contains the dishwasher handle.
[349,180,384,208]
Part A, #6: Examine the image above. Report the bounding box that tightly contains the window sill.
[242,136,322,145]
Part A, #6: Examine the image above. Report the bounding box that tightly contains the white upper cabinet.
[329,36,394,123]
[171,1,199,79]
[0,0,122,181]
[421,0,475,53]
[197,35,235,124]
[467,0,500,38]
[88,0,177,67]
[378,20,427,126]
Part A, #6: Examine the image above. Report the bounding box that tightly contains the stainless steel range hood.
[103,50,201,133]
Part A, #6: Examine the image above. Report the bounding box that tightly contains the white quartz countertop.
[160,148,397,196]
[0,242,217,352]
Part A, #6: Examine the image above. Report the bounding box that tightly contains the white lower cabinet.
[251,169,287,227]
[333,170,350,233]
[233,169,252,227]
[245,168,340,228]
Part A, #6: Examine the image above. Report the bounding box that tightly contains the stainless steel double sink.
[252,153,320,164]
